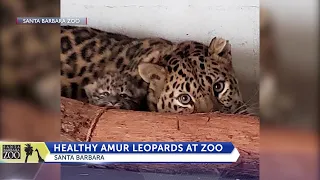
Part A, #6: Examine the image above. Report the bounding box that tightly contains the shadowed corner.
[236,76,259,116]
[230,44,260,117]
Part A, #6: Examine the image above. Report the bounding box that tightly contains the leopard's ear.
[208,37,232,60]
[138,62,167,94]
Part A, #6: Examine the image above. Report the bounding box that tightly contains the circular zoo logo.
[2,145,21,160]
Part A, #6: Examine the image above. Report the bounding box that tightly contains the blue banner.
[45,142,234,154]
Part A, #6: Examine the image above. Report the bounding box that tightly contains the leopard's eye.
[177,94,192,105]
[102,92,110,96]
[92,92,99,99]
[213,81,225,93]
[119,94,129,98]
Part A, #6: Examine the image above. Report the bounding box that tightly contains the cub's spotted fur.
[84,71,147,110]
[61,26,248,114]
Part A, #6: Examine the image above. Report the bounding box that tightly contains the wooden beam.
[61,97,260,178]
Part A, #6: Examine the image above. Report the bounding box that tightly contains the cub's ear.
[83,82,97,97]
[209,37,232,57]
[138,63,167,94]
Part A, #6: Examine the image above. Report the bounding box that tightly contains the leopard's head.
[84,72,147,110]
[139,37,247,114]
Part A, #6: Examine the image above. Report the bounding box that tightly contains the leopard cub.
[84,72,148,111]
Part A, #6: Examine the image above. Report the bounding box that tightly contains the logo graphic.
[0,142,50,163]
[2,144,21,160]
[24,144,44,163]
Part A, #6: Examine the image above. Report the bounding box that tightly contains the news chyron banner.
[0,142,240,163]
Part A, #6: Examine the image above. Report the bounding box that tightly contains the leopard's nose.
[109,99,118,105]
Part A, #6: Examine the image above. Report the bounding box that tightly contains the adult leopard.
[61,26,248,114]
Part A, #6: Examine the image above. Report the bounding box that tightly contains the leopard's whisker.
[232,87,259,114]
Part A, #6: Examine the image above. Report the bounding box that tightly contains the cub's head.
[139,37,247,114]
[84,72,147,110]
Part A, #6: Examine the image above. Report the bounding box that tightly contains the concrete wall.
[61,0,260,106]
